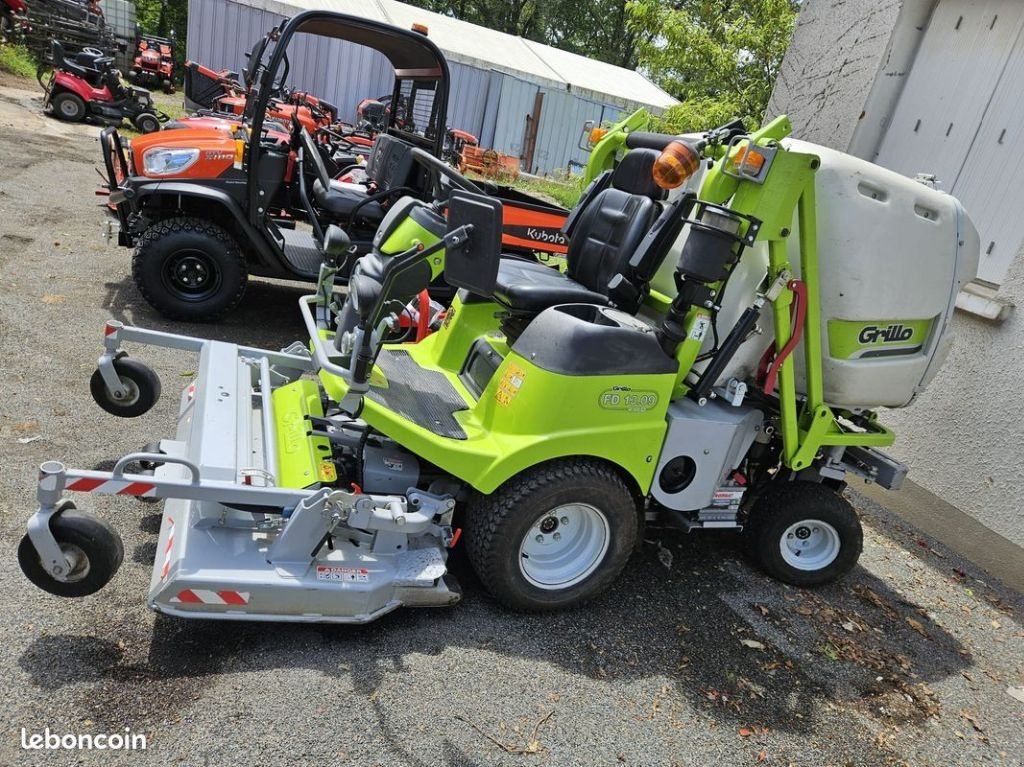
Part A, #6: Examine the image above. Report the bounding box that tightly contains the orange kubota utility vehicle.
[100,14,570,322]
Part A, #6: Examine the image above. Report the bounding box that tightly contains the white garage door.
[875,0,1024,285]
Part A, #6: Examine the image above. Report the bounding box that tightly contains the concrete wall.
[769,0,1024,547]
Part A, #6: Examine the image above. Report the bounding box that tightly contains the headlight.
[142,147,200,176]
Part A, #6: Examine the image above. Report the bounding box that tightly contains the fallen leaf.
[960,709,984,733]
[991,620,1001,630]
[738,727,753,737]
[905,617,929,638]
[841,621,857,632]
[757,749,768,762]
[756,604,769,617]
[740,639,766,650]
[16,435,41,444]
[954,731,966,740]
[13,420,38,434]
[41,294,66,304]
[656,541,673,569]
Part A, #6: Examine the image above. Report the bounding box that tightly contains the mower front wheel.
[18,505,125,598]
[51,92,86,122]
[746,480,862,587]
[90,358,161,417]
[132,217,248,322]
[464,458,639,611]
[133,112,161,134]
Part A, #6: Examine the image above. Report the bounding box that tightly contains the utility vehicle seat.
[312,134,416,222]
[492,149,664,315]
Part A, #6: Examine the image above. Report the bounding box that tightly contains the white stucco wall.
[884,253,1024,547]
[769,0,1024,547]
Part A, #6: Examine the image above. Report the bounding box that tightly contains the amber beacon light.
[652,140,701,189]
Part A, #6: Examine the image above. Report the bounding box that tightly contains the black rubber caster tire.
[746,480,863,587]
[133,112,161,134]
[18,505,124,598]
[132,217,247,322]
[464,458,639,611]
[90,358,161,418]
[51,92,86,122]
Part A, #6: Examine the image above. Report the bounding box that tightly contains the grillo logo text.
[858,324,914,344]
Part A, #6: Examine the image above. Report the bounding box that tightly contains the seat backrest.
[565,188,657,297]
[365,134,417,191]
[608,148,668,200]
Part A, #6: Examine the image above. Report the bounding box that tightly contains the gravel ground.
[0,76,1022,767]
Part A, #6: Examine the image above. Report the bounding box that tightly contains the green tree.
[627,0,798,132]
[403,0,645,68]
[134,0,189,70]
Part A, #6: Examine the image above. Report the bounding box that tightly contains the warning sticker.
[495,363,527,407]
[316,566,370,583]
[689,314,712,343]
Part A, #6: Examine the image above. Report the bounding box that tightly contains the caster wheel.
[90,358,161,418]
[18,504,124,597]
[746,480,863,587]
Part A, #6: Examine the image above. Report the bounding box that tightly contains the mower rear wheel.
[132,217,247,322]
[90,357,162,417]
[746,480,862,587]
[18,506,124,598]
[464,458,638,611]
[133,112,161,134]
[51,92,86,122]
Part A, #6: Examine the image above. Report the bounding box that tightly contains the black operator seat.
[491,148,666,315]
[312,134,416,222]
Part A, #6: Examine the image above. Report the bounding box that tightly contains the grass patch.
[0,43,37,79]
[118,90,188,136]
[513,175,583,209]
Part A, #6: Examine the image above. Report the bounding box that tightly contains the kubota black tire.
[132,217,247,322]
[18,506,124,598]
[464,458,639,611]
[133,112,161,134]
[51,92,86,122]
[746,480,863,587]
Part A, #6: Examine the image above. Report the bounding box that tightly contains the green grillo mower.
[19,115,979,622]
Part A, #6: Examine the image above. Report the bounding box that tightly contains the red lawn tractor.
[129,31,176,94]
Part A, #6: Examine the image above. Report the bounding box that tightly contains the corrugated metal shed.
[186,0,677,173]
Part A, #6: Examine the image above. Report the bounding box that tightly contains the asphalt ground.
[0,76,1021,767]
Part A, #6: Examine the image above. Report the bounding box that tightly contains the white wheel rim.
[113,375,140,406]
[58,543,91,582]
[779,519,840,571]
[519,503,610,590]
[60,100,78,117]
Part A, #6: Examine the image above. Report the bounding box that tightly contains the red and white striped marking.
[170,589,250,606]
[160,518,175,581]
[65,478,156,497]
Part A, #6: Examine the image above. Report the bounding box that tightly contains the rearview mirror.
[445,190,502,297]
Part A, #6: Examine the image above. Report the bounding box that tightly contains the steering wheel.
[82,47,104,57]
[409,147,483,199]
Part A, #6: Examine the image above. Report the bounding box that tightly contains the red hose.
[762,280,807,397]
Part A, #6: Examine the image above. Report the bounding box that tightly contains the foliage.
[134,0,189,71]
[402,0,644,68]
[627,0,798,131]
[0,43,36,79]
[514,175,582,209]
